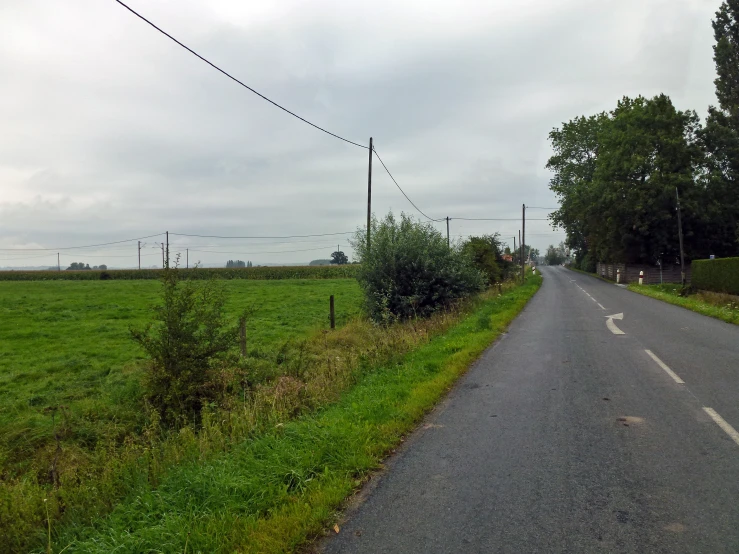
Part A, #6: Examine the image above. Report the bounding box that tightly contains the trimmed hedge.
[0,264,360,282]
[692,257,739,295]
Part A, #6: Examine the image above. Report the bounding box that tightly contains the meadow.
[0,279,362,478]
[0,273,540,553]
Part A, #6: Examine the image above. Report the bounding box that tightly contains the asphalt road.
[322,266,739,553]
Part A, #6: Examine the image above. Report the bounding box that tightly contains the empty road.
[322,266,739,553]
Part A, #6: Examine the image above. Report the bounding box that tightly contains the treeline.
[0,265,360,281]
[548,1,739,270]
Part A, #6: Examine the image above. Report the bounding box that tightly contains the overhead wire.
[170,231,355,239]
[371,145,441,222]
[0,233,163,252]
[113,0,367,149]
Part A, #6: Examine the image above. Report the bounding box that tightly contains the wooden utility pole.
[138,241,141,270]
[522,204,526,282]
[186,248,189,269]
[161,244,164,268]
[518,230,522,278]
[676,187,686,286]
[57,253,60,272]
[446,217,450,248]
[367,137,373,252]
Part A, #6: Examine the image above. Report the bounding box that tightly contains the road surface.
[322,266,739,553]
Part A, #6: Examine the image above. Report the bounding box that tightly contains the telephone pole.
[522,204,526,282]
[676,187,686,286]
[57,253,60,272]
[518,230,521,274]
[513,235,516,260]
[446,217,450,248]
[186,248,189,269]
[138,241,141,270]
[161,244,164,268]
[367,137,373,253]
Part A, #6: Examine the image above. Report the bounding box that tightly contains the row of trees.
[225,260,253,268]
[548,1,739,269]
[66,262,107,270]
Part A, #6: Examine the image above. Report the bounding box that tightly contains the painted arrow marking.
[605,313,625,335]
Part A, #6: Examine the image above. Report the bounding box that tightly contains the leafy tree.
[461,234,503,285]
[544,243,567,265]
[548,95,704,264]
[699,0,739,255]
[309,259,333,266]
[352,213,484,322]
[131,264,236,426]
[226,260,246,268]
[330,250,349,265]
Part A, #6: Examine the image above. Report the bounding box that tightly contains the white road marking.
[703,407,739,447]
[605,313,625,335]
[597,303,606,310]
[644,350,685,384]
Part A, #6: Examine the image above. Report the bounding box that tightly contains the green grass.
[0,279,362,476]
[45,274,542,553]
[628,283,739,326]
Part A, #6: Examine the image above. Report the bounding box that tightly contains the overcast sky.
[0,0,723,267]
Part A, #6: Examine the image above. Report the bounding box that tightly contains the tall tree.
[700,0,739,255]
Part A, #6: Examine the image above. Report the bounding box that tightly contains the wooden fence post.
[239,315,247,357]
[330,295,335,329]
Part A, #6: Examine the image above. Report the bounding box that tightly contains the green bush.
[130,266,237,427]
[692,257,739,295]
[461,235,503,285]
[579,252,596,273]
[352,213,485,322]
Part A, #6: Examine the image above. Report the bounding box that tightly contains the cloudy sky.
[0,0,723,267]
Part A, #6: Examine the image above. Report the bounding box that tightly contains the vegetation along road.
[323,266,739,553]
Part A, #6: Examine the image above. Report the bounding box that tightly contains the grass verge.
[44,274,541,553]
[627,283,739,326]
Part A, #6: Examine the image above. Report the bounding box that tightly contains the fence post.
[330,295,335,329]
[639,270,644,286]
[239,316,246,357]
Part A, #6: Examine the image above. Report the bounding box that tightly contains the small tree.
[330,250,349,265]
[461,235,503,285]
[131,262,236,426]
[352,212,484,322]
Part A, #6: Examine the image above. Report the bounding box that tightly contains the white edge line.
[606,318,625,335]
[644,349,684,384]
[703,407,739,447]
[597,303,606,310]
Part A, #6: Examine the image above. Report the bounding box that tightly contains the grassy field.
[1,274,541,553]
[627,283,739,325]
[46,274,542,553]
[0,279,362,476]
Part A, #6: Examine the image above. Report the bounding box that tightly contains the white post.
[617,269,621,284]
[639,270,644,286]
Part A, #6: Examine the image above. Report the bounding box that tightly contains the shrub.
[130,264,237,427]
[352,212,485,322]
[461,235,503,285]
[692,256,739,295]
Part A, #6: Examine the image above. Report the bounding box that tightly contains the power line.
[113,0,366,150]
[371,146,441,222]
[450,217,550,221]
[0,233,163,252]
[187,245,349,255]
[170,231,354,239]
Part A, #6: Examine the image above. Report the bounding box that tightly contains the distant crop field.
[0,264,360,281]
[0,278,362,477]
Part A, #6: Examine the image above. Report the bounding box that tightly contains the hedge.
[692,257,739,295]
[0,264,360,282]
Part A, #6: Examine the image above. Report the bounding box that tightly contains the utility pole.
[522,204,526,282]
[57,253,60,272]
[186,248,189,269]
[446,217,450,248]
[161,244,164,269]
[518,230,521,274]
[676,187,686,286]
[138,241,141,270]
[513,235,516,260]
[367,137,373,253]
[165,231,169,269]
